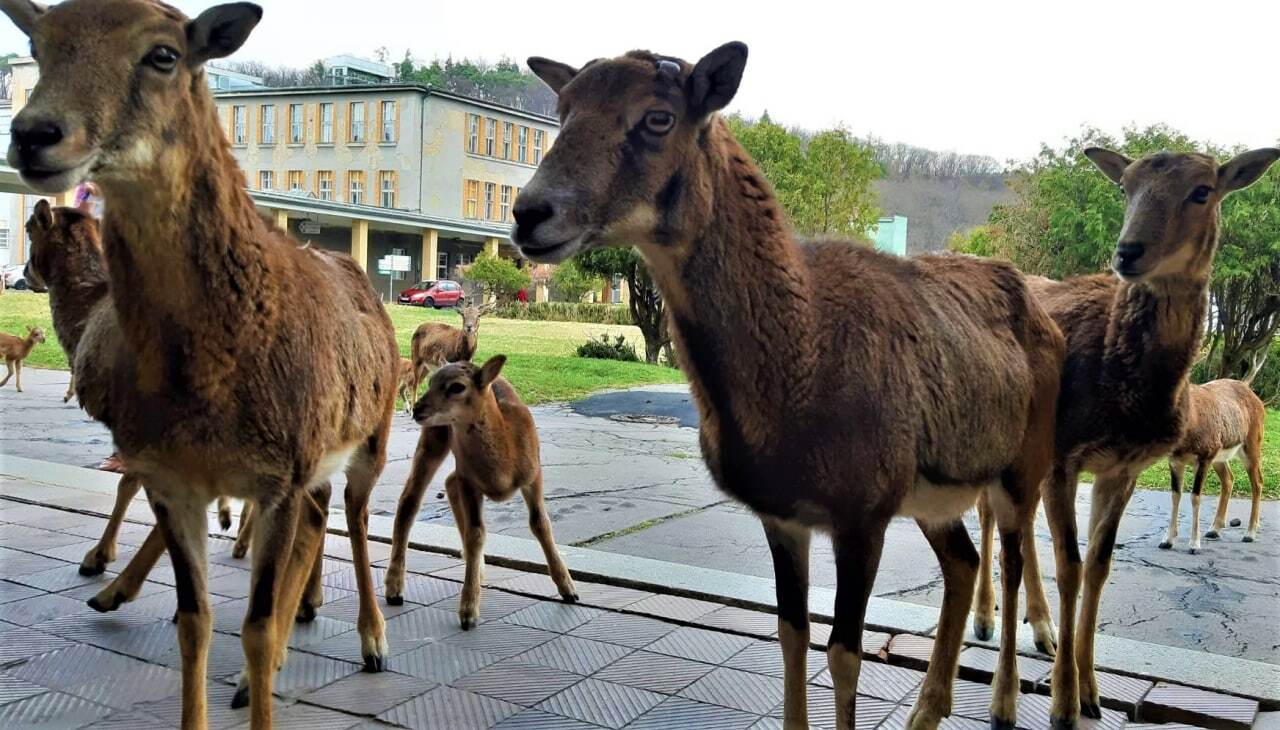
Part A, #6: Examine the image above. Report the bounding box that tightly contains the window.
[380,101,396,143]
[437,252,448,280]
[317,170,334,201]
[348,171,365,204]
[517,126,528,163]
[467,115,479,153]
[533,129,545,165]
[319,103,334,143]
[259,104,275,144]
[232,105,246,144]
[484,182,495,220]
[500,185,512,221]
[464,180,479,218]
[258,170,274,190]
[379,171,396,208]
[287,170,305,192]
[349,102,365,143]
[502,122,513,159]
[484,119,496,156]
[289,104,304,144]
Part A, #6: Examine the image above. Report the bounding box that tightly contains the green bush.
[550,259,603,302]
[576,334,639,362]
[490,301,632,325]
[463,255,530,302]
[1191,337,1280,406]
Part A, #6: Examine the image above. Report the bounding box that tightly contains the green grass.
[0,291,684,405]
[1131,408,1279,499]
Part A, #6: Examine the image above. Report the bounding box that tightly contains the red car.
[398,280,465,308]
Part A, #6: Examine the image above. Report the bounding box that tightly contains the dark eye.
[643,110,675,135]
[145,46,181,72]
[446,382,466,396]
[1188,185,1212,204]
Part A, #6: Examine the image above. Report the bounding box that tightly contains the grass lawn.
[4,291,1275,497]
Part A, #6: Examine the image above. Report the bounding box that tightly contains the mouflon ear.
[1083,147,1132,186]
[687,42,748,118]
[1218,148,1280,196]
[187,3,262,65]
[527,57,578,94]
[0,0,46,37]
[474,354,507,389]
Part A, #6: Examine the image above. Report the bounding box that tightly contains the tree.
[550,258,601,302]
[462,255,529,303]
[947,225,1001,258]
[574,248,671,365]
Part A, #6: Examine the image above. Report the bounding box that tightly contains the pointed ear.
[527,57,578,94]
[186,3,262,65]
[687,41,748,118]
[1218,148,1280,195]
[31,198,53,230]
[0,0,45,36]
[473,354,507,389]
[1083,147,1132,185]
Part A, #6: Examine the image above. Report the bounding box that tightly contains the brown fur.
[2,2,399,727]
[385,355,576,626]
[513,44,1065,730]
[1160,379,1266,550]
[407,303,490,404]
[0,324,45,391]
[396,356,414,411]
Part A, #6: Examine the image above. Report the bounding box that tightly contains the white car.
[2,263,27,290]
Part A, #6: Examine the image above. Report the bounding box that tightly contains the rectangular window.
[287,170,305,192]
[533,129,545,165]
[319,103,334,143]
[348,171,365,205]
[483,182,495,220]
[517,126,528,163]
[289,104,304,143]
[258,170,274,190]
[259,104,275,144]
[349,102,365,143]
[502,122,513,159]
[380,100,396,143]
[500,185,511,221]
[467,115,479,153]
[437,252,448,280]
[379,170,396,207]
[464,180,479,218]
[485,118,496,156]
[232,105,246,144]
[317,170,334,201]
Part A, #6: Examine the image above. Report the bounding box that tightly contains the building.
[870,215,908,256]
[205,64,265,91]
[322,55,394,85]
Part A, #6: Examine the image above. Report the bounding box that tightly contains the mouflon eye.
[446,382,466,396]
[146,46,181,72]
[1188,185,1212,204]
[644,110,675,135]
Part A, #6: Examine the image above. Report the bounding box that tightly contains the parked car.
[2,264,27,290]
[398,280,464,308]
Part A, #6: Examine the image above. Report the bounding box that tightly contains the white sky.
[3,0,1277,162]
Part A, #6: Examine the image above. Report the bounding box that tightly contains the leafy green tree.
[550,258,602,302]
[463,255,530,303]
[947,225,1001,258]
[574,248,671,365]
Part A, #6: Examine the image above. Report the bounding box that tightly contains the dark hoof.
[1034,638,1053,654]
[1051,716,1077,730]
[296,603,317,624]
[973,621,994,642]
[1242,535,1254,543]
[460,617,475,631]
[1157,541,1173,550]
[219,514,232,532]
[1205,530,1220,540]
[1081,702,1102,719]
[363,653,386,672]
[386,594,404,607]
[87,593,122,613]
[172,611,179,624]
[78,561,106,577]
[230,686,250,709]
[1189,547,1200,555]
[1230,518,1242,527]
[991,716,1016,730]
[562,593,579,604]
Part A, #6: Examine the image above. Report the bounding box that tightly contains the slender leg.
[232,502,254,559]
[973,495,997,642]
[152,494,212,730]
[1188,462,1208,554]
[1159,461,1183,549]
[1206,463,1233,539]
[345,437,391,671]
[385,425,450,604]
[1,359,12,387]
[81,472,142,576]
[522,474,576,602]
[446,473,486,629]
[14,358,22,392]
[64,369,75,403]
[89,514,166,612]
[296,481,331,623]
[1021,513,1057,656]
[985,489,1030,729]
[216,497,233,532]
[762,516,812,730]
[906,520,976,730]
[1242,450,1263,542]
[1043,466,1082,728]
[1075,473,1136,720]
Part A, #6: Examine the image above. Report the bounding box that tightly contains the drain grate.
[609,414,681,425]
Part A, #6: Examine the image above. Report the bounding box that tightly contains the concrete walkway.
[2,369,1277,667]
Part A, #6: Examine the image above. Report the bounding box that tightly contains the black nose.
[512,199,554,238]
[11,116,65,158]
[1115,242,1145,268]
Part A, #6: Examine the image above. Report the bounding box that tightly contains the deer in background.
[2,3,400,728]
[0,325,45,391]
[1161,371,1267,552]
[408,302,491,404]
[396,356,415,413]
[514,44,1065,730]
[970,147,1278,728]
[386,355,577,626]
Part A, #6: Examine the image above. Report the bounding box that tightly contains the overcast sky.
[3,0,1276,162]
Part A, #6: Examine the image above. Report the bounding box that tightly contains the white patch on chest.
[896,478,988,525]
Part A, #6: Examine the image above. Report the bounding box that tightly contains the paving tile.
[63,662,183,711]
[392,574,462,606]
[626,593,721,622]
[441,621,558,658]
[886,633,934,670]
[56,578,168,605]
[0,592,87,627]
[1018,692,1126,730]
[499,601,603,633]
[880,705,988,730]
[35,540,118,565]
[491,708,601,729]
[0,624,74,666]
[811,659,924,703]
[1255,712,1280,730]
[592,651,715,694]
[723,640,827,681]
[13,562,109,594]
[0,505,104,532]
[679,666,785,715]
[0,547,68,577]
[1141,682,1259,730]
[510,634,631,675]
[287,616,357,650]
[33,615,175,662]
[30,609,161,643]
[957,645,1052,690]
[0,580,44,606]
[0,524,87,551]
[697,605,780,637]
[300,628,419,667]
[374,550,461,576]
[386,642,502,685]
[568,612,677,648]
[749,718,784,730]
[490,573,568,599]
[567,581,654,610]
[205,568,254,599]
[298,669,431,716]
[212,598,251,634]
[228,701,366,729]
[906,678,992,721]
[431,563,525,586]
[378,685,522,729]
[382,606,466,647]
[433,589,540,621]
[157,630,248,682]
[629,695,760,729]
[772,683,842,729]
[85,708,173,729]
[0,672,47,706]
[1035,668,1154,714]
[644,625,756,664]
[0,690,111,728]
[536,677,664,729]
[808,622,833,649]
[862,630,891,658]
[142,558,241,587]
[138,680,280,730]
[318,591,416,623]
[455,660,583,707]
[10,643,149,691]
[261,652,361,699]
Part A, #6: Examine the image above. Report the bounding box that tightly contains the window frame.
[288,104,304,144]
[380,100,396,143]
[483,182,496,220]
[533,129,544,165]
[258,170,274,190]
[348,171,365,205]
[319,103,334,144]
[349,102,366,143]
[500,185,511,221]
[517,126,528,163]
[467,115,479,154]
[259,104,275,145]
[232,105,247,145]
[484,118,496,156]
[317,170,334,201]
[379,170,396,208]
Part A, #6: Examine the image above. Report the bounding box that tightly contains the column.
[618,278,631,306]
[421,228,438,282]
[273,208,289,231]
[600,282,611,304]
[350,219,369,271]
[484,236,500,258]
